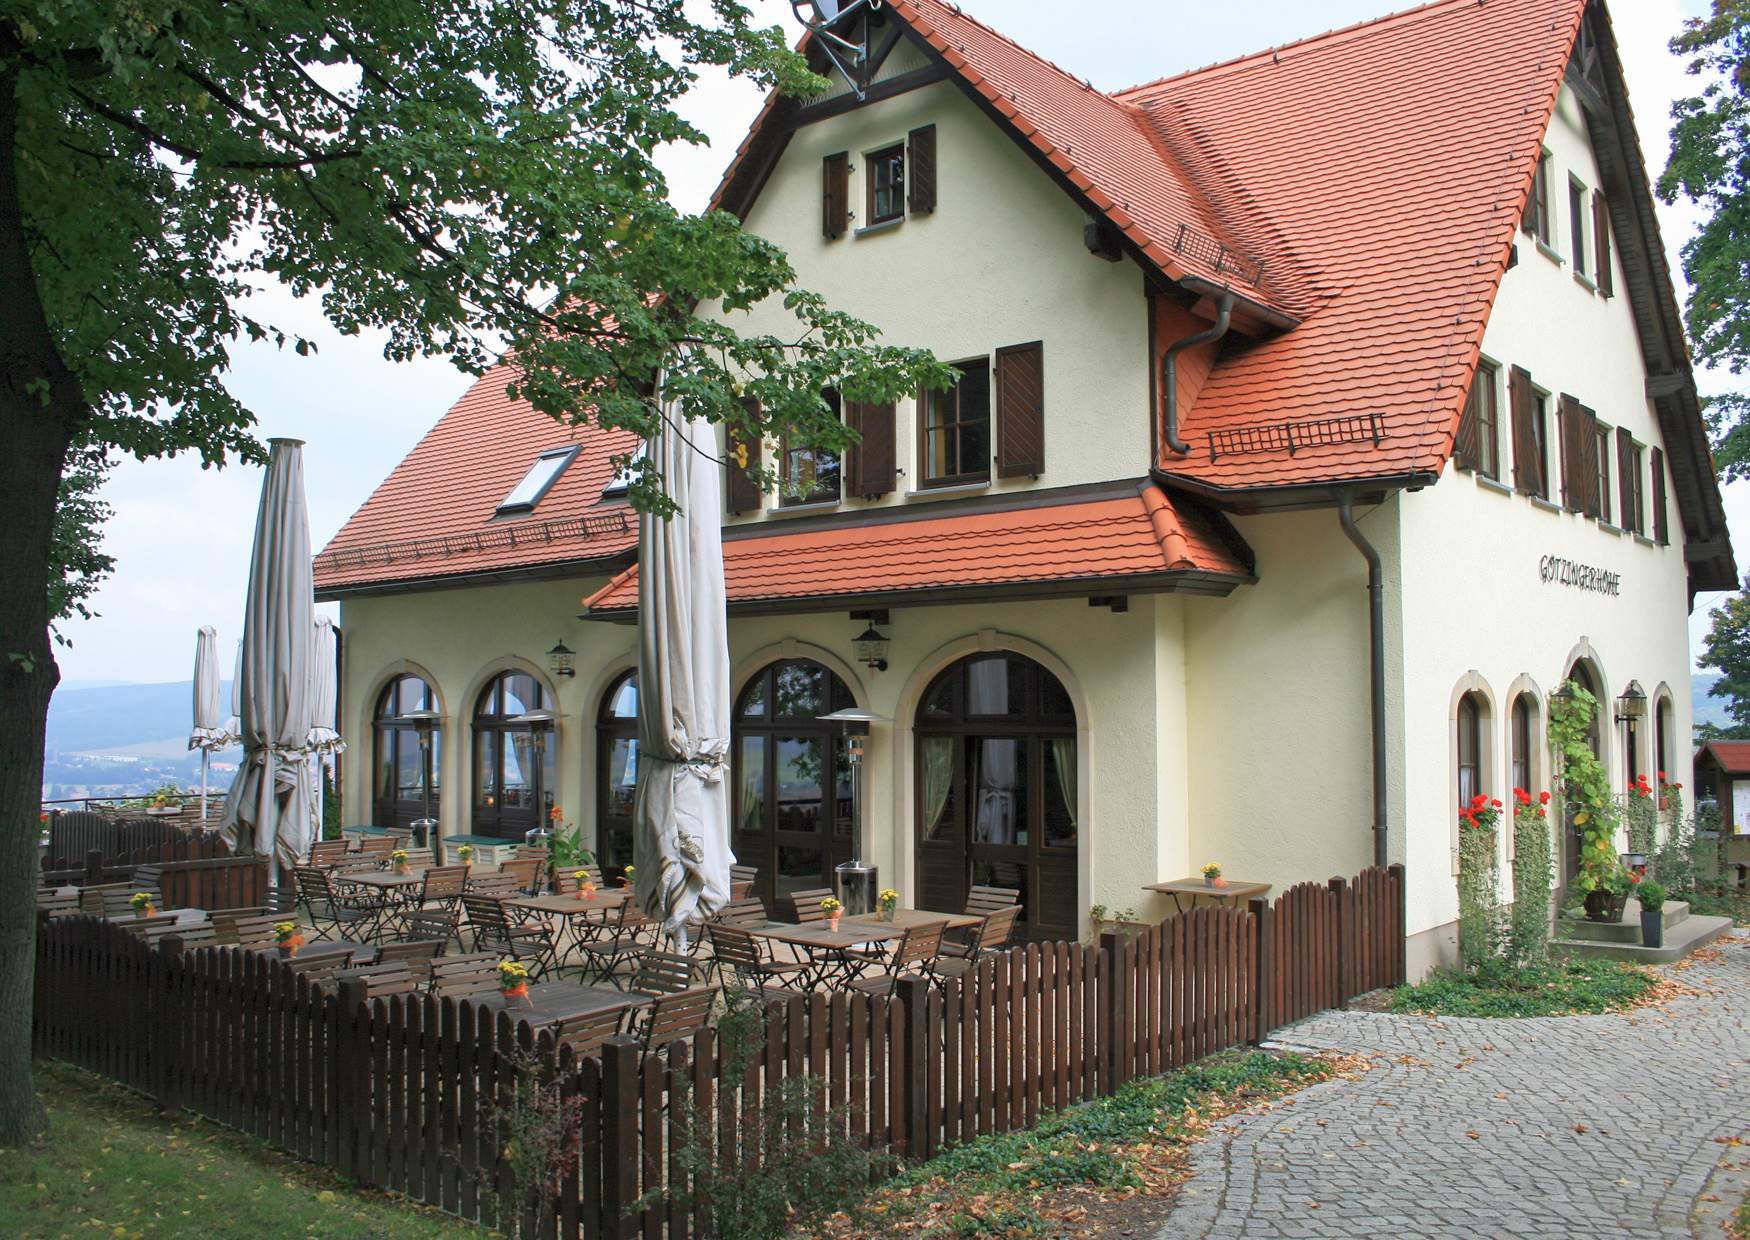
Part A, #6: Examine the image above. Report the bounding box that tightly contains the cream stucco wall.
[702,78,1152,515]
[340,582,1189,937]
[1394,83,1697,971]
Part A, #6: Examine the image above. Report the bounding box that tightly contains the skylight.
[496,446,578,515]
[601,443,647,498]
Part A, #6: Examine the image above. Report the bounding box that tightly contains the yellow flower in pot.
[820,896,843,931]
[457,844,474,864]
[496,959,532,1002]
[877,889,900,921]
[1200,862,1225,889]
[129,891,156,918]
[273,921,305,957]
[575,870,596,898]
[390,848,410,874]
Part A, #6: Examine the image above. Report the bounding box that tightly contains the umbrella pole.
[200,749,209,821]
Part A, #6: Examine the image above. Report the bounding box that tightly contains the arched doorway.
[372,673,442,830]
[595,670,638,880]
[732,659,855,911]
[915,652,1078,942]
[471,670,557,839]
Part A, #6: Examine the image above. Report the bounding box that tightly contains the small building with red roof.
[317,0,1730,971]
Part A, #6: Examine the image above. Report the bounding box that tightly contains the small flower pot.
[1640,908,1665,949]
[1583,889,1626,923]
[501,987,531,1007]
[1203,875,1218,888]
[879,907,896,922]
[826,914,841,932]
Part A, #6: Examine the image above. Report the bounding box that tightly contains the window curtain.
[920,736,955,840]
[1050,737,1077,834]
[968,657,1007,714]
[973,738,1018,844]
[509,727,536,808]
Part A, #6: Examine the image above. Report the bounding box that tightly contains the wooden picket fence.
[45,811,215,871]
[34,863,1404,1237]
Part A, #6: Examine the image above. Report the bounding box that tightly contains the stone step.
[1557,899,1690,943]
[1551,911,1734,965]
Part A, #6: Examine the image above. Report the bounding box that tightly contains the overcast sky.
[51,0,1733,687]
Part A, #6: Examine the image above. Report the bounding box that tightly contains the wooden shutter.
[907,124,937,215]
[1558,394,1583,512]
[994,342,1045,478]
[1509,366,1541,495]
[822,152,849,239]
[1454,381,1480,472]
[725,401,763,514]
[1616,426,1636,531]
[845,400,896,497]
[1593,194,1613,298]
[1581,405,1602,518]
[1651,446,1669,545]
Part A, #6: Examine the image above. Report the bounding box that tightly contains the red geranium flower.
[1539,791,1551,805]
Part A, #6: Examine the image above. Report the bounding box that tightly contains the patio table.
[506,891,630,966]
[748,920,907,990]
[1144,878,1272,916]
[250,940,379,965]
[843,908,981,932]
[333,869,427,936]
[105,906,207,926]
[471,979,654,1028]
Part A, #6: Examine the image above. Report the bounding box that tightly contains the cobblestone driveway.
[1161,939,1750,1239]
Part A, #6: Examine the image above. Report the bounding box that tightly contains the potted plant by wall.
[1200,862,1225,888]
[820,896,843,931]
[1636,878,1667,949]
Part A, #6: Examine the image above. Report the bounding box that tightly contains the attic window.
[601,443,646,498]
[497,446,578,515]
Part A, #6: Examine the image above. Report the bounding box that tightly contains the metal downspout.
[1158,292,1234,458]
[1337,491,1389,869]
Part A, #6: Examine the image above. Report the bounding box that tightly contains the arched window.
[916,652,1078,942]
[1655,693,1673,781]
[373,674,441,830]
[1510,693,1535,794]
[732,659,855,910]
[472,671,557,839]
[596,671,638,878]
[1456,692,1483,810]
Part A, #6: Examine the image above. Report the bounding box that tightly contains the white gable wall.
[703,78,1152,515]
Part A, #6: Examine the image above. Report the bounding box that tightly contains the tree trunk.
[0,64,84,1143]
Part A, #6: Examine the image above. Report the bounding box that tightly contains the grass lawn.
[816,1050,1355,1239]
[1687,887,1750,926]
[0,1061,480,1239]
[1389,957,1660,1018]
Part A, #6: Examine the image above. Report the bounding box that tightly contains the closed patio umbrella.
[188,625,229,820]
[308,615,345,838]
[222,438,318,880]
[632,411,733,947]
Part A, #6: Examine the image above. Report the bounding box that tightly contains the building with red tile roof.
[320,0,1729,968]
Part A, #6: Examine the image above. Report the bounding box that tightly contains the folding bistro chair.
[375,939,446,979]
[496,857,544,894]
[461,894,555,976]
[628,951,698,996]
[706,923,807,995]
[845,920,947,997]
[713,896,769,929]
[635,988,716,1055]
[397,865,469,946]
[945,886,1022,957]
[552,866,605,894]
[306,839,351,868]
[293,866,376,942]
[934,906,1021,985]
[547,1008,625,1061]
[729,864,759,900]
[428,953,503,999]
[787,888,836,925]
[573,899,652,986]
[332,963,420,1002]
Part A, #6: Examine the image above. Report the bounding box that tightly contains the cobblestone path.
[1161,939,1750,1239]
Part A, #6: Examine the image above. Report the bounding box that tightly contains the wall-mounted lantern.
[547,640,577,679]
[853,624,890,672]
[1614,681,1647,724]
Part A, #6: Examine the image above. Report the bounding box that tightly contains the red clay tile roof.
[581,483,1250,616]
[313,363,640,595]
[1700,741,1750,777]
[1123,0,1585,489]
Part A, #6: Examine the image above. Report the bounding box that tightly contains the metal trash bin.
[834,861,878,916]
[410,818,436,850]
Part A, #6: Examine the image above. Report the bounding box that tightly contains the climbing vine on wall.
[1548,681,1621,894]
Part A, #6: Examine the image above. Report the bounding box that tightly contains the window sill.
[1529,495,1563,514]
[854,218,903,239]
[1534,239,1565,267]
[1634,533,1656,548]
[1474,473,1513,497]
[772,498,841,516]
[1573,271,1597,294]
[907,479,991,500]
[1596,520,1623,536]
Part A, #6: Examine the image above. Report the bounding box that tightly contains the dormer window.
[867,144,906,225]
[496,446,577,515]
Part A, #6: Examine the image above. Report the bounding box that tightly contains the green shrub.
[1507,792,1554,967]
[1635,879,1667,913]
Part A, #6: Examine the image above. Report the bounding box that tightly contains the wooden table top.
[843,908,979,931]
[250,941,378,964]
[336,870,428,889]
[1144,878,1272,900]
[106,906,208,925]
[507,891,630,916]
[472,980,654,1023]
[749,921,906,951]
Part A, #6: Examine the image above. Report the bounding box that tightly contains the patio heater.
[511,708,560,851]
[400,708,442,850]
[821,706,888,915]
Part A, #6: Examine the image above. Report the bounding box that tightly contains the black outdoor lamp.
[510,708,560,852]
[1614,681,1647,724]
[853,624,890,672]
[400,708,442,849]
[546,640,577,679]
[1548,681,1576,712]
[821,705,888,914]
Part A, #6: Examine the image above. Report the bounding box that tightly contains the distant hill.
[46,680,231,756]
[1694,672,1732,733]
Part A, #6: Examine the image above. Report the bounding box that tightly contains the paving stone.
[1157,940,1750,1239]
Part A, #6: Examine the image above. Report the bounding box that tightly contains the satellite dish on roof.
[791,0,885,99]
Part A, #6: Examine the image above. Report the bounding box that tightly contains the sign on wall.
[1732,780,1750,834]
[1538,555,1621,597]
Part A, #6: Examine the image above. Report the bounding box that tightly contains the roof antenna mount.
[792,1,885,100]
